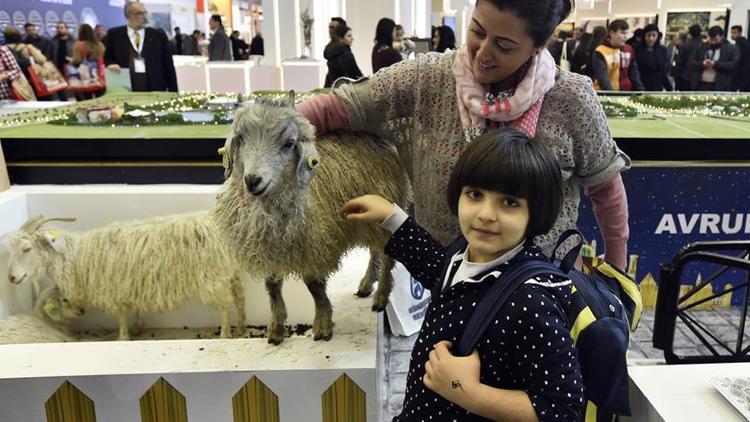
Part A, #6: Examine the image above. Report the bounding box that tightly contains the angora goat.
[7,214,245,340]
[0,286,82,344]
[213,93,409,345]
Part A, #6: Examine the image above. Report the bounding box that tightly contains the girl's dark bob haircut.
[446,128,563,238]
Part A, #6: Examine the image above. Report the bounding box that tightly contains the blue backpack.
[452,230,643,422]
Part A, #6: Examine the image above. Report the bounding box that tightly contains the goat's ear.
[295,138,319,189]
[287,90,296,108]
[41,230,67,253]
[223,107,252,179]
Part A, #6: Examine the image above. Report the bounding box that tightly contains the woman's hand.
[340,194,394,224]
[423,341,481,408]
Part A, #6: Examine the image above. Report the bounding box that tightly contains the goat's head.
[7,216,76,285]
[221,91,319,199]
[36,285,84,324]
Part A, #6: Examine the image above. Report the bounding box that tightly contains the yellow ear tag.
[307,156,319,169]
[43,303,59,316]
[45,230,61,241]
[218,147,229,169]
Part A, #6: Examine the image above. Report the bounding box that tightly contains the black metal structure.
[653,241,750,364]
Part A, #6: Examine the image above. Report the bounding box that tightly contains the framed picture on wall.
[665,10,728,44]
[617,15,658,31]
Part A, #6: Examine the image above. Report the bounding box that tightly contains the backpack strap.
[454,258,565,357]
[552,229,584,273]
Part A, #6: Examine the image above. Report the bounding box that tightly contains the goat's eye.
[62,299,68,303]
[282,140,295,150]
[21,246,31,253]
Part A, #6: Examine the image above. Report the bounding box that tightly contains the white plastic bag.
[386,262,431,336]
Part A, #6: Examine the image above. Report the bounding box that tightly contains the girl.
[372,17,402,73]
[324,24,363,87]
[342,128,584,421]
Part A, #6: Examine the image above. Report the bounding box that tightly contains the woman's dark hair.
[642,23,661,46]
[434,25,456,52]
[446,128,563,238]
[374,17,396,48]
[590,25,607,51]
[577,32,594,51]
[334,24,351,41]
[479,0,574,47]
[77,24,97,43]
[2,27,22,44]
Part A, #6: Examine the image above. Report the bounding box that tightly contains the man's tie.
[135,31,141,50]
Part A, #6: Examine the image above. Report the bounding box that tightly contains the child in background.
[342,128,584,421]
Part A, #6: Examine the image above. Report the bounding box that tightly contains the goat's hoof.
[355,289,372,298]
[314,332,333,341]
[268,336,283,345]
[371,302,387,312]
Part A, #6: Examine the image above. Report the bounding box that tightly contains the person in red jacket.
[592,19,645,91]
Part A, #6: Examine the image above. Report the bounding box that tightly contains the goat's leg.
[304,277,333,341]
[265,276,287,345]
[116,310,129,341]
[372,254,395,312]
[232,275,246,336]
[130,312,143,336]
[356,250,380,297]
[219,308,230,339]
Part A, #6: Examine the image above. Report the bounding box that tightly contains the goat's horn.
[23,216,77,232]
[20,215,46,232]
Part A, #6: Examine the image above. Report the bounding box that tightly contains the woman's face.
[342,30,353,46]
[432,30,440,49]
[466,1,537,85]
[645,30,658,48]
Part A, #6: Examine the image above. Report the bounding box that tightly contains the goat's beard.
[214,176,310,248]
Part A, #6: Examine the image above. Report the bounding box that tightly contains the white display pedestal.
[175,63,208,93]
[0,185,380,421]
[624,362,749,421]
[207,61,249,94]
[282,59,326,92]
[249,63,283,91]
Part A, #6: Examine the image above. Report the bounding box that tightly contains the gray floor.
[380,308,748,421]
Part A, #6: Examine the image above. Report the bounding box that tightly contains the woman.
[371,18,401,73]
[432,25,457,53]
[4,27,66,99]
[0,44,24,100]
[298,0,630,273]
[636,24,672,91]
[571,32,593,76]
[71,23,106,99]
[324,25,363,87]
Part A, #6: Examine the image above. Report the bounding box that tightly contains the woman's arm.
[567,78,631,269]
[297,55,424,137]
[585,173,629,269]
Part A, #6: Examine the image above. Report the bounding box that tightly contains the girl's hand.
[423,341,481,407]
[340,195,395,224]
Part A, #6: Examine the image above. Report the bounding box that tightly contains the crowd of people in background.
[548,19,750,92]
[6,0,750,101]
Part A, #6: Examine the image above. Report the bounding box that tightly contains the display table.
[282,59,326,92]
[624,362,749,421]
[0,100,68,118]
[174,59,283,93]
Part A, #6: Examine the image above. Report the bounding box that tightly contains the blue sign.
[579,166,750,306]
[0,0,126,37]
[410,276,424,300]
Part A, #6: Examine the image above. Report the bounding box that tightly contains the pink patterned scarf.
[452,45,557,139]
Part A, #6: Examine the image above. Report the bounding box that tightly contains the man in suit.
[208,14,232,61]
[104,1,177,92]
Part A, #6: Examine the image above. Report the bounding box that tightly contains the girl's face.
[342,30,353,46]
[466,1,537,85]
[433,30,440,49]
[458,187,529,263]
[645,30,658,48]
